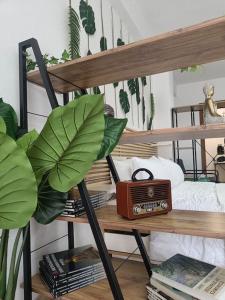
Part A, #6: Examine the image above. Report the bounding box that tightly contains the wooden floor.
[58,205,225,239]
[32,258,148,300]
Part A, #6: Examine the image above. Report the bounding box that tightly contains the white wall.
[175,77,225,170]
[0,1,174,299]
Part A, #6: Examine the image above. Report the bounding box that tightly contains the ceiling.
[109,0,225,85]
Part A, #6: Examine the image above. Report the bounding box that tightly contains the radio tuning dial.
[161,201,168,209]
[133,206,142,214]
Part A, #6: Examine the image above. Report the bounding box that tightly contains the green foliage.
[0,98,18,139]
[100,36,107,51]
[79,0,96,35]
[141,76,147,86]
[28,94,105,192]
[97,116,127,160]
[0,117,6,134]
[117,38,125,46]
[135,78,141,105]
[127,79,136,95]
[119,89,130,114]
[17,129,39,153]
[113,82,119,88]
[25,52,36,72]
[61,49,70,62]
[93,86,101,94]
[0,133,37,229]
[180,65,200,73]
[142,96,145,125]
[34,175,68,225]
[69,5,80,59]
[48,56,59,65]
[148,93,155,130]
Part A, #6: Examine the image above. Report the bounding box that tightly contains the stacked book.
[39,245,106,298]
[147,254,225,300]
[61,190,108,217]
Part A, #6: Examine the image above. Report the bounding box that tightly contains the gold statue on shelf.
[203,84,225,124]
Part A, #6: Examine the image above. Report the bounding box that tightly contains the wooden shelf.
[32,258,148,300]
[27,16,225,93]
[57,205,225,239]
[119,123,225,144]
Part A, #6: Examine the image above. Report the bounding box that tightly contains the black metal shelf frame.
[19,38,152,300]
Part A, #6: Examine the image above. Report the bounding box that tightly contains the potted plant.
[0,94,127,299]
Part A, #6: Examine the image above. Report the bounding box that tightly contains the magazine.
[152,254,225,300]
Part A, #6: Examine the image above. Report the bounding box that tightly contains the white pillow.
[158,156,184,188]
[131,157,170,181]
[112,159,133,182]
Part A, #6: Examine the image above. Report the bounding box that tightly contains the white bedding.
[150,181,225,267]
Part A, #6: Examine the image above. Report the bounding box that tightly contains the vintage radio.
[116,168,172,220]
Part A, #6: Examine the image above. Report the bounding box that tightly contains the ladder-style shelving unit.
[20,16,225,300]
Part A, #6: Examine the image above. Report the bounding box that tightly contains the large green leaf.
[100,36,107,51]
[97,116,127,160]
[29,94,105,192]
[0,133,37,229]
[17,129,39,153]
[34,175,68,224]
[135,78,141,105]
[79,0,96,35]
[0,98,18,139]
[69,5,80,59]
[127,79,136,95]
[0,117,6,134]
[119,89,130,114]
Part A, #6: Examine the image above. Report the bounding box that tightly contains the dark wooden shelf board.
[32,258,148,300]
[27,16,225,93]
[119,123,225,144]
[57,205,225,239]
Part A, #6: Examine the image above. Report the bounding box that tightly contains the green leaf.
[0,117,6,134]
[148,93,155,130]
[26,59,36,72]
[61,49,70,62]
[0,98,18,139]
[43,53,49,65]
[93,86,101,94]
[48,56,59,65]
[142,96,145,124]
[117,38,125,46]
[97,116,127,160]
[79,0,96,35]
[127,79,136,95]
[141,76,147,86]
[135,78,141,105]
[17,129,39,153]
[100,36,107,51]
[113,82,119,88]
[69,6,80,59]
[34,175,68,224]
[0,133,37,229]
[29,94,105,192]
[119,89,130,114]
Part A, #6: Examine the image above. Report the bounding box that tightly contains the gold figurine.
[203,84,225,124]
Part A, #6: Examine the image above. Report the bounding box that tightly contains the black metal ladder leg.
[133,229,152,278]
[23,224,32,300]
[78,180,124,300]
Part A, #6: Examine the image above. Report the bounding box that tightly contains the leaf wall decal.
[117,38,125,46]
[135,78,141,105]
[100,36,107,51]
[93,86,101,94]
[69,5,80,59]
[79,0,96,35]
[141,76,147,86]
[119,89,130,114]
[142,96,146,125]
[127,79,136,95]
[113,82,119,88]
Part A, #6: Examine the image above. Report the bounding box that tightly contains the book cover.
[43,245,103,279]
[153,254,225,300]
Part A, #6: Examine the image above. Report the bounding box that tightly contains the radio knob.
[133,206,142,214]
[161,201,168,209]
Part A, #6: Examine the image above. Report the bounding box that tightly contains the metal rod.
[63,92,69,105]
[171,108,176,162]
[133,229,152,278]
[23,224,32,300]
[106,155,120,183]
[78,181,124,300]
[67,222,75,249]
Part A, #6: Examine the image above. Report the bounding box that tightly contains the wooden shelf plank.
[27,16,225,93]
[119,123,225,144]
[32,258,148,300]
[57,206,225,239]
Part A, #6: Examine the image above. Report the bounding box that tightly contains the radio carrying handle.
[131,168,154,182]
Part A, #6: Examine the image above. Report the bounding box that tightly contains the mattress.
[150,181,225,267]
